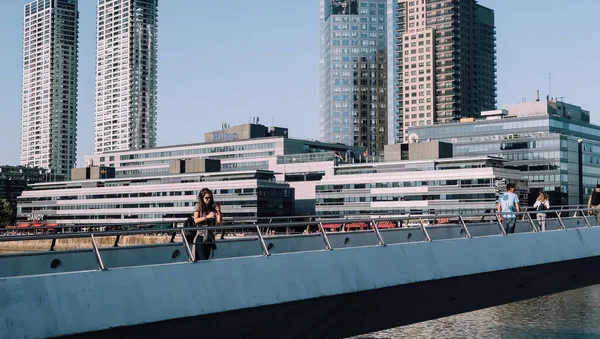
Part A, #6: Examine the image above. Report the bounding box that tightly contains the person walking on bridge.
[533,192,550,231]
[587,184,600,226]
[497,183,520,234]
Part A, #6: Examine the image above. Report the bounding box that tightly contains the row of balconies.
[436,81,459,90]
[425,2,455,11]
[436,96,456,104]
[426,0,456,4]
[426,9,454,19]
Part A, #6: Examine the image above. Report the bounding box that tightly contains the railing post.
[370,220,386,246]
[419,218,431,242]
[318,222,333,250]
[526,213,539,232]
[556,213,567,230]
[90,234,106,270]
[495,214,507,236]
[180,229,195,262]
[557,206,564,219]
[458,216,472,239]
[113,235,121,247]
[256,225,270,256]
[580,209,592,227]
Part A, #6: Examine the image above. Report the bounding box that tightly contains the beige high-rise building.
[387,0,496,143]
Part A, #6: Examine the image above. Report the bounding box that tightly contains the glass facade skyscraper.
[95,0,158,154]
[320,0,388,156]
[21,0,79,179]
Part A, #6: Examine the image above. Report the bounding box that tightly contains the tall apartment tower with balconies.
[94,0,158,153]
[320,0,388,156]
[387,0,496,143]
[21,0,79,178]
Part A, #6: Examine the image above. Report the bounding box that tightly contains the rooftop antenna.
[548,71,552,98]
[536,90,540,102]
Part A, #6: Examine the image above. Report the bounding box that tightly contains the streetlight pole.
[578,138,583,205]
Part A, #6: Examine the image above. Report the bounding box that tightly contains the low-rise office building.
[0,166,64,224]
[17,143,527,223]
[407,99,598,205]
[0,166,52,205]
[84,123,363,179]
[315,156,526,216]
[17,170,294,225]
[82,122,363,215]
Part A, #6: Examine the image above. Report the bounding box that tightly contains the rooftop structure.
[503,98,590,123]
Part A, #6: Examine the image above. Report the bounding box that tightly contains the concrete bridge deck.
[1,210,599,338]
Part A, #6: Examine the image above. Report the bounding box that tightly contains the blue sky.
[0,0,598,167]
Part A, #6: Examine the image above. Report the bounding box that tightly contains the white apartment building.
[21,0,79,178]
[95,0,158,153]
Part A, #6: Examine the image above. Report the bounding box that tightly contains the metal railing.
[5,204,594,236]
[1,207,598,271]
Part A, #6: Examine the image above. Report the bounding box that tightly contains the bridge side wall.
[1,227,600,338]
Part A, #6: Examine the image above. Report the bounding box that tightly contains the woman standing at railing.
[192,188,222,259]
[533,192,550,231]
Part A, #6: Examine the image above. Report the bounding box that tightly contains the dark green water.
[356,285,600,338]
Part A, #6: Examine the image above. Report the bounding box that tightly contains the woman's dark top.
[193,204,217,226]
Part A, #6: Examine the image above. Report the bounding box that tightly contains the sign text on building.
[213,130,239,141]
[27,214,44,221]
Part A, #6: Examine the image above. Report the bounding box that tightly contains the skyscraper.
[320,0,388,156]
[387,0,496,143]
[21,0,79,178]
[94,0,158,154]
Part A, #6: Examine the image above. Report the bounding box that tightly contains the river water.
[355,285,600,338]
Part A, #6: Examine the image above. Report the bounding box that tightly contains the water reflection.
[355,285,600,338]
